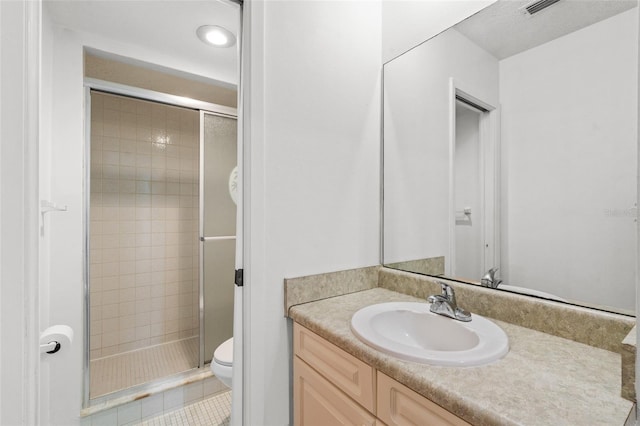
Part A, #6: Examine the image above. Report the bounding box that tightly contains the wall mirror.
[383,0,638,315]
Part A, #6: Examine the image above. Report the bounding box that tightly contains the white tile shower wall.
[89,92,200,359]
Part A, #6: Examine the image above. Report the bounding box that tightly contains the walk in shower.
[85,88,236,401]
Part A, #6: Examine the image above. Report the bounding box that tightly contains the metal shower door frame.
[82,79,236,409]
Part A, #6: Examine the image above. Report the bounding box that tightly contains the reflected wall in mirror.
[383,0,638,314]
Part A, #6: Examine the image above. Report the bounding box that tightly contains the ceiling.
[43,0,240,86]
[455,0,638,59]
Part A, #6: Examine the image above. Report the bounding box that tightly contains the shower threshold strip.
[83,368,216,418]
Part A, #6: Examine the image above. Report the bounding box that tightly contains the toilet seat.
[213,337,233,367]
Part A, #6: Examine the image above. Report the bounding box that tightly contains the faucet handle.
[429,281,471,322]
[481,267,502,288]
[438,282,455,302]
[426,283,451,304]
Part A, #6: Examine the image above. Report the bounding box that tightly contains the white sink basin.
[351,302,509,367]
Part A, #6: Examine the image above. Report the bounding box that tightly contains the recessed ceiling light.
[196,25,236,48]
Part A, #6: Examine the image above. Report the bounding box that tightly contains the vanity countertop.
[288,287,633,426]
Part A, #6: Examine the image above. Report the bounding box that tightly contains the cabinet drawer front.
[294,357,377,426]
[377,372,470,426]
[294,323,376,412]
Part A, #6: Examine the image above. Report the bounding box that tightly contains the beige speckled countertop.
[289,288,633,426]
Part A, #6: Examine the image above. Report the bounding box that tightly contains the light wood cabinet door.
[294,323,376,412]
[294,356,379,426]
[377,372,470,426]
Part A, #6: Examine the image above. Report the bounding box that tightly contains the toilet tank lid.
[214,337,234,366]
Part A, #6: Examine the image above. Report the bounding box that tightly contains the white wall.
[499,9,638,310]
[244,1,381,424]
[383,28,499,269]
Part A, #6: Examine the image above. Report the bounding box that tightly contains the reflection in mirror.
[454,100,484,279]
[383,0,638,315]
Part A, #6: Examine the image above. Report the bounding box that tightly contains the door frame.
[448,78,500,278]
[81,79,236,408]
[0,0,41,424]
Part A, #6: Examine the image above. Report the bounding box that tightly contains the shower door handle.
[200,236,236,242]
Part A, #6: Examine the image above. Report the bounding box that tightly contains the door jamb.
[448,78,500,278]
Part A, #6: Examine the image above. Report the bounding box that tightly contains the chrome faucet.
[481,267,502,289]
[427,282,471,322]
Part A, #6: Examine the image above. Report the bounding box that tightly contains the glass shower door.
[201,112,237,364]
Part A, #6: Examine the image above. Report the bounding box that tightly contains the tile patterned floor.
[91,337,199,398]
[136,391,231,426]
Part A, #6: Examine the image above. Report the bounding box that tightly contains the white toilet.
[211,337,233,388]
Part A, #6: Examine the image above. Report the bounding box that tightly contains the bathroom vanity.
[294,322,469,425]
[286,267,636,426]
